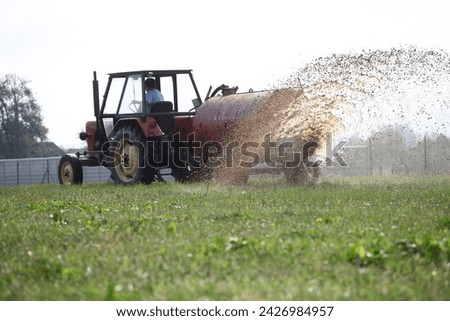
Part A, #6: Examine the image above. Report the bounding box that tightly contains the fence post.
[41,158,53,184]
[16,161,19,186]
[47,159,50,184]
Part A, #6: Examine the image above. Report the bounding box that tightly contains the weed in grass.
[438,217,450,230]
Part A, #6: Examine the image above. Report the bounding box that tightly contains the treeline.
[0,74,62,159]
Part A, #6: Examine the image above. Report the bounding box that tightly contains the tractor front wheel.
[58,154,83,184]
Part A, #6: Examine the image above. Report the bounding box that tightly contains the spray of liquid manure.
[278,46,450,139]
[223,46,450,183]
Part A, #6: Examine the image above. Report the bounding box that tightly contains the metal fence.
[0,157,111,186]
[321,135,450,176]
[1,134,449,186]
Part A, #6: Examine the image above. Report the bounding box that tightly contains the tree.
[0,74,49,158]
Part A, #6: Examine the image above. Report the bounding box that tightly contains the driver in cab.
[145,78,164,105]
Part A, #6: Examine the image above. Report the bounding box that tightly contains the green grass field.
[1,176,449,300]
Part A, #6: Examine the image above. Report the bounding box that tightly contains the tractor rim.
[60,161,74,184]
[114,139,140,182]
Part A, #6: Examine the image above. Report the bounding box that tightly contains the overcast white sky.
[1,0,449,148]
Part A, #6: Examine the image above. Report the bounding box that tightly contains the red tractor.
[58,69,318,185]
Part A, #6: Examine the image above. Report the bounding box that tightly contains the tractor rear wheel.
[110,125,153,185]
[58,154,83,184]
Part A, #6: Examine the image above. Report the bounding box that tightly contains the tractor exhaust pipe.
[92,71,100,117]
[80,72,100,143]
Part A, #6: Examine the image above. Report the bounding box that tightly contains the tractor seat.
[148,101,173,113]
[147,101,174,134]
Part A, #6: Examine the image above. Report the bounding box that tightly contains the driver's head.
[145,78,156,90]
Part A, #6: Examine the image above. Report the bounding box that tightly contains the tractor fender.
[114,117,164,138]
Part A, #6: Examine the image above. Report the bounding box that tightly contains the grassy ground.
[0,175,449,300]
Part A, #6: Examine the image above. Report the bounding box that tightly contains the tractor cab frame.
[58,70,203,185]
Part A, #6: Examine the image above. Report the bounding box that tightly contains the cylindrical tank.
[193,91,274,143]
[192,88,317,184]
